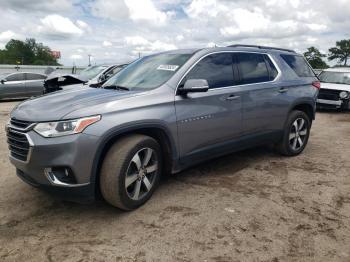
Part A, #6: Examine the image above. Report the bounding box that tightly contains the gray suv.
[6,45,319,210]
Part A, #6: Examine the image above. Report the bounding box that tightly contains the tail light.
[312,81,321,89]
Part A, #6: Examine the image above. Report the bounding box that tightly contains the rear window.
[236,53,270,84]
[280,54,314,77]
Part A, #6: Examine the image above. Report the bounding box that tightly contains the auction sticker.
[157,65,179,71]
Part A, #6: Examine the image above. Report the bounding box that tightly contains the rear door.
[0,73,26,99]
[24,73,46,96]
[175,52,243,162]
[235,52,286,135]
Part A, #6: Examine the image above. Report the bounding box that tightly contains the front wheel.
[100,134,162,210]
[276,110,311,156]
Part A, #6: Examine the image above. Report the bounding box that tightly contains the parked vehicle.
[7,45,319,210]
[317,68,350,110]
[44,64,127,93]
[0,72,46,100]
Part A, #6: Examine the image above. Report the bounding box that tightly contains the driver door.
[175,52,243,164]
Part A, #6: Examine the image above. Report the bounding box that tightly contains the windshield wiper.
[103,85,130,91]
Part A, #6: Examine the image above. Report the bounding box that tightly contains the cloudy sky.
[0,0,349,66]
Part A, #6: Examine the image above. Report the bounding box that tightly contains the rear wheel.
[100,134,162,210]
[276,110,311,156]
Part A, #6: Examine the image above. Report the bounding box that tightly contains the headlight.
[34,115,101,138]
[339,91,349,99]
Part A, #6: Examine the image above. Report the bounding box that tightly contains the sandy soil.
[0,101,349,262]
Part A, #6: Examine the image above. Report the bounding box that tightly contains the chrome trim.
[44,168,90,187]
[175,51,282,93]
[7,128,33,163]
[316,99,342,106]
[8,122,36,132]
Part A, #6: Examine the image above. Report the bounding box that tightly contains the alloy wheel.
[289,118,308,151]
[125,148,158,201]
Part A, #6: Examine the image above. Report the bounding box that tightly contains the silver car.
[7,46,318,210]
[0,72,46,100]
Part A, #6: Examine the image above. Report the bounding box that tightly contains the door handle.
[225,94,240,101]
[278,88,288,93]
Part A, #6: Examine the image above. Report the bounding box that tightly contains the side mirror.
[178,79,209,94]
[0,79,6,84]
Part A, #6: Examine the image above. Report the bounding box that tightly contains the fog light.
[339,91,349,99]
[45,167,77,186]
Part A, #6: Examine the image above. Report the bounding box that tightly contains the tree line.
[304,39,350,69]
[0,37,349,68]
[0,38,60,66]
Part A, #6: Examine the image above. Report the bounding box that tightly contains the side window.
[26,73,46,80]
[6,73,25,82]
[264,54,278,80]
[182,53,234,89]
[236,53,270,84]
[280,54,314,77]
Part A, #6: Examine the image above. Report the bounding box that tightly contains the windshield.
[319,71,350,85]
[103,53,193,90]
[79,66,107,80]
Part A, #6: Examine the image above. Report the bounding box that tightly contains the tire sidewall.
[117,138,162,210]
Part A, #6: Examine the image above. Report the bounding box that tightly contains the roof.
[159,45,298,56]
[323,67,350,73]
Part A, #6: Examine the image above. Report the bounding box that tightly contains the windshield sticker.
[157,65,179,71]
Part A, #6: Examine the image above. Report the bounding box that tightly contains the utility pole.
[88,54,92,66]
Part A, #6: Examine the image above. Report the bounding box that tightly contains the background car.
[317,68,350,110]
[0,72,46,100]
[44,64,128,93]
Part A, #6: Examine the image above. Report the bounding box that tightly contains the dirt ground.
[0,101,349,262]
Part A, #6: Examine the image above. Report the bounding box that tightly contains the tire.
[276,110,311,156]
[100,134,162,210]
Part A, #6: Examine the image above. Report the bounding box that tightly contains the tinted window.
[183,53,234,89]
[264,54,278,80]
[280,54,314,77]
[237,53,270,84]
[6,73,25,81]
[26,73,46,80]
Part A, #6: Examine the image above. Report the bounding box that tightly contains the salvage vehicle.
[317,67,350,110]
[7,45,319,210]
[44,64,127,93]
[0,72,46,100]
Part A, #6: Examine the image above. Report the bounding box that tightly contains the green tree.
[0,38,61,65]
[304,46,328,69]
[328,39,350,66]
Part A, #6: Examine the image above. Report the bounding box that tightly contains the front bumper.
[316,98,350,110]
[8,129,100,202]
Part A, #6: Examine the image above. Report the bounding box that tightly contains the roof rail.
[227,44,296,53]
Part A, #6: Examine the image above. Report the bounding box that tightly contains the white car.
[317,67,350,110]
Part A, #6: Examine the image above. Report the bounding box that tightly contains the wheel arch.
[289,100,315,121]
[90,123,177,197]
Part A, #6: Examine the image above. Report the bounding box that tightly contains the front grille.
[7,128,30,162]
[10,118,34,130]
[318,89,341,101]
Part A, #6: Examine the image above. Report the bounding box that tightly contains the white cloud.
[0,30,17,41]
[91,0,170,26]
[38,15,84,39]
[125,0,170,25]
[103,41,113,47]
[125,36,176,54]
[70,54,83,60]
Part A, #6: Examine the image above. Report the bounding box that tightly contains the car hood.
[45,73,88,87]
[11,88,143,122]
[320,82,350,92]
